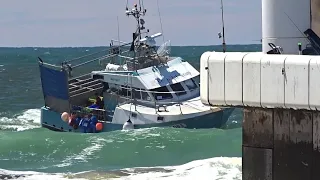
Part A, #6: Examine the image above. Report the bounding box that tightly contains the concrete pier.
[198,0,320,178]
[199,51,320,179]
[242,107,319,180]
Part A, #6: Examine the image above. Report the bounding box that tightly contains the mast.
[125,2,147,115]
[220,0,226,53]
[125,3,147,71]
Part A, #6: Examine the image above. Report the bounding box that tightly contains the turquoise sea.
[0,44,261,180]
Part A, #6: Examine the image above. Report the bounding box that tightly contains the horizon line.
[0,43,262,48]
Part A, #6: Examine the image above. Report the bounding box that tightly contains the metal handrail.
[120,86,199,94]
[115,87,200,103]
[63,42,132,64]
[39,46,132,71]
[39,62,62,69]
[120,86,199,114]
[117,94,200,104]
[71,49,131,69]
[115,95,202,115]
[63,49,110,64]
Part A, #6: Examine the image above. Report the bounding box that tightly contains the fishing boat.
[37,3,236,133]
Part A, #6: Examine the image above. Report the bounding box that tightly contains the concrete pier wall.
[199,48,320,180]
[242,107,320,180]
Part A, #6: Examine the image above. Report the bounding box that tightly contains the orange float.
[96,122,103,131]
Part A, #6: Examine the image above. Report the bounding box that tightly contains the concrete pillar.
[242,107,273,180]
[242,107,319,180]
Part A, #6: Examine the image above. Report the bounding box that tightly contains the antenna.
[220,0,226,53]
[116,16,121,64]
[117,16,120,47]
[156,0,165,43]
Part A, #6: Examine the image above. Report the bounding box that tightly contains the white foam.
[0,169,85,180]
[54,137,107,168]
[0,157,242,180]
[0,109,41,131]
[124,127,162,140]
[113,157,242,180]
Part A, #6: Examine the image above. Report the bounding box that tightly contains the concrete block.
[243,146,272,180]
[243,107,273,148]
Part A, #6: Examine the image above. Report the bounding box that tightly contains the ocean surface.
[0,44,261,180]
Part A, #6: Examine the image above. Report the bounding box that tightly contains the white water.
[0,109,41,131]
[0,157,242,180]
[112,157,242,180]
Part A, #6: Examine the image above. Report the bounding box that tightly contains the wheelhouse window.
[119,86,145,100]
[141,90,151,101]
[120,85,131,97]
[133,88,141,99]
[151,86,173,100]
[170,83,187,96]
[184,79,198,91]
[118,86,152,101]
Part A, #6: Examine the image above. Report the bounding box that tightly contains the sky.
[0,0,262,47]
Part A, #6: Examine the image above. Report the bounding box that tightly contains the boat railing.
[38,42,133,76]
[69,86,200,121]
[71,105,107,122]
[69,49,132,70]
[63,42,132,65]
[117,86,200,114]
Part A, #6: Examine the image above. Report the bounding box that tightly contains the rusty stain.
[259,112,268,124]
[292,110,302,125]
[274,108,283,125]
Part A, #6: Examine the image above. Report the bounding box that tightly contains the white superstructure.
[200,51,320,110]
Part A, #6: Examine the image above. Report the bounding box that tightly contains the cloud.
[0,0,261,47]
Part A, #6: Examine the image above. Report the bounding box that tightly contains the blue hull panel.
[40,106,237,133]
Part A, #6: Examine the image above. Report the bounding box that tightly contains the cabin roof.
[91,57,199,90]
[136,57,199,89]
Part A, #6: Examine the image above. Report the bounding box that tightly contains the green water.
[0,45,261,179]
